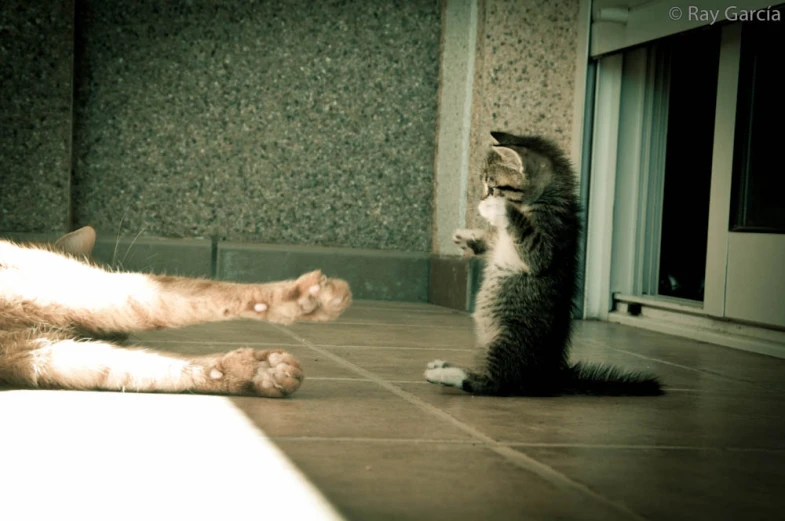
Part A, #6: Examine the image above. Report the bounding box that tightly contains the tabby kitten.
[0,226,352,398]
[425,131,662,396]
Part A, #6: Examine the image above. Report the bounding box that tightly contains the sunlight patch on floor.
[0,390,346,521]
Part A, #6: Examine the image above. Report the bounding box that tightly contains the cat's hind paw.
[260,270,352,325]
[206,348,304,398]
[292,270,352,323]
[424,360,467,389]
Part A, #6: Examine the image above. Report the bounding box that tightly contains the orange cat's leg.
[3,257,351,334]
[143,269,352,330]
[0,330,303,398]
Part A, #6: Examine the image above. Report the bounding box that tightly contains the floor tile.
[323,346,478,381]
[288,322,476,348]
[346,300,460,313]
[400,384,785,449]
[576,321,785,390]
[230,380,472,440]
[516,446,785,521]
[568,339,753,392]
[334,303,473,328]
[273,441,634,521]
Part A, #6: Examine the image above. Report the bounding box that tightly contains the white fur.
[30,338,199,391]
[424,360,467,388]
[478,196,508,227]
[476,197,529,272]
[424,366,467,388]
[492,228,529,272]
[0,242,157,313]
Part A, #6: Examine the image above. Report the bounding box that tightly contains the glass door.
[710,15,785,328]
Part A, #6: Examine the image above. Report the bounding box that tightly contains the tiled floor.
[3,300,785,520]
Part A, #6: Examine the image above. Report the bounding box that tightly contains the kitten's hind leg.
[0,330,304,398]
[424,360,504,395]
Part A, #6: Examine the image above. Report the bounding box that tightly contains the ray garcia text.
[686,5,781,25]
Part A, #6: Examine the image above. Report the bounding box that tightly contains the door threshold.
[609,300,785,360]
[613,293,705,315]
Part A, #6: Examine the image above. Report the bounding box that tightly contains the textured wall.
[465,0,580,230]
[72,0,440,252]
[0,0,73,233]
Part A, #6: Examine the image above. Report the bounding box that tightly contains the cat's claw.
[206,348,304,398]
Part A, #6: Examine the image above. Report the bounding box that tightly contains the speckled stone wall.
[465,0,580,230]
[0,0,73,232]
[72,0,440,252]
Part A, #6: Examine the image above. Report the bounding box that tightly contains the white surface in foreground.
[0,390,345,521]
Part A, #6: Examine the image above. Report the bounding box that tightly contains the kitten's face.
[481,145,526,203]
[480,133,553,207]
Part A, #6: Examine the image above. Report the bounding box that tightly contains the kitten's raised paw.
[424,359,467,389]
[206,348,304,398]
[452,229,485,255]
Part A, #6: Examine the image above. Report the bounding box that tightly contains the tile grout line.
[269,436,785,452]
[272,324,648,521]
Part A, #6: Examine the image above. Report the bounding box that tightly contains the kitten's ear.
[490,131,519,146]
[55,226,96,257]
[488,146,524,173]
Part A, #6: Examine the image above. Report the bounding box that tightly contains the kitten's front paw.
[424,359,467,389]
[478,196,508,227]
[206,348,304,398]
[453,229,485,255]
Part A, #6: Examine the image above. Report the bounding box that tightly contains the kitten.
[0,226,352,398]
[424,131,662,396]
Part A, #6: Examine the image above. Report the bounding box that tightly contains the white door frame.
[582,52,623,320]
[703,23,742,317]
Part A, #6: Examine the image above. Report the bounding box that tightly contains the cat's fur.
[425,131,663,396]
[0,226,352,398]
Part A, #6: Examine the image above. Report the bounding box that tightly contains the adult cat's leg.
[5,265,351,334]
[0,330,303,398]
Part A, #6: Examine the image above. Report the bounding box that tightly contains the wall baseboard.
[1,232,432,302]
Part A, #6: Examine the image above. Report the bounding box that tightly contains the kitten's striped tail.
[564,362,664,396]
